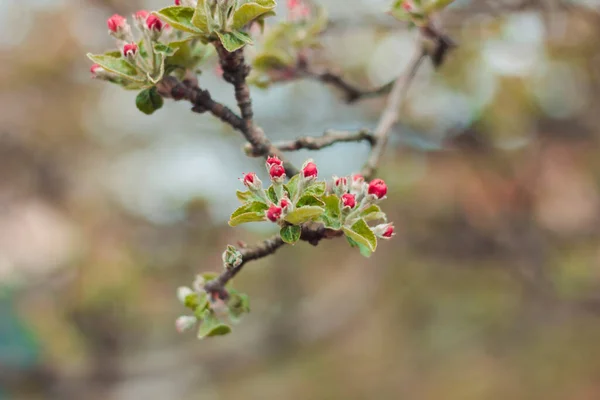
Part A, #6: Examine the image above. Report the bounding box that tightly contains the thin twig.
[361,49,427,180]
[262,128,375,152]
[300,69,395,103]
[204,225,343,295]
[214,43,299,176]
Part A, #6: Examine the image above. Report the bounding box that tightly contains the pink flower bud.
[123,42,138,57]
[280,198,291,209]
[175,316,197,333]
[352,174,364,182]
[383,225,395,238]
[243,172,256,185]
[373,223,395,239]
[368,179,387,199]
[341,193,356,209]
[266,205,282,222]
[402,1,413,11]
[107,14,127,33]
[175,0,182,4]
[269,164,286,180]
[134,10,149,22]
[90,64,103,77]
[266,155,283,167]
[335,177,347,187]
[302,162,318,179]
[146,15,163,32]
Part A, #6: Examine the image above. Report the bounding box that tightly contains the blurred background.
[3,0,600,398]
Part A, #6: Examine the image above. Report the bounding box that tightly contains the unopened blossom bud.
[90,64,104,77]
[175,316,197,333]
[107,14,127,33]
[222,245,243,269]
[192,275,205,292]
[333,176,348,195]
[177,286,194,304]
[122,42,138,58]
[175,0,182,4]
[373,223,395,239]
[241,172,262,191]
[350,174,365,194]
[402,1,414,11]
[280,198,291,209]
[146,15,163,32]
[341,193,356,209]
[367,179,388,199]
[266,204,282,222]
[134,10,149,22]
[302,161,318,179]
[269,164,286,182]
[266,155,283,168]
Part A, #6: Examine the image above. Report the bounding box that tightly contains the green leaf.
[232,0,277,30]
[236,190,253,203]
[284,206,324,225]
[197,311,231,339]
[297,195,325,208]
[308,4,328,35]
[229,212,266,226]
[192,0,209,32]
[266,186,278,203]
[136,87,164,115]
[87,53,143,81]
[362,204,386,222]
[228,291,250,322]
[320,194,341,229]
[229,201,268,226]
[284,174,301,201]
[215,30,253,52]
[280,224,301,244]
[153,6,203,34]
[185,291,209,312]
[346,236,372,257]
[343,218,377,254]
[153,43,177,57]
[304,181,326,197]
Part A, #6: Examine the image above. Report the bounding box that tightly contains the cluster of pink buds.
[287,0,311,21]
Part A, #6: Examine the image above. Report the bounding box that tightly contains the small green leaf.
[197,311,232,339]
[297,195,325,208]
[215,30,253,52]
[346,236,373,257]
[228,291,250,322]
[280,224,301,244]
[236,190,253,203]
[304,181,326,197]
[266,186,278,203]
[87,53,143,81]
[284,174,301,201]
[136,87,164,115]
[362,204,386,222]
[229,212,266,226]
[232,0,277,30]
[153,43,177,56]
[284,206,324,225]
[320,194,342,229]
[231,201,268,218]
[343,218,377,253]
[153,6,203,34]
[185,291,209,312]
[192,0,209,32]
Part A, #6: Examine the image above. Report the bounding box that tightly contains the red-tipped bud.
[123,42,138,58]
[146,15,163,31]
[402,1,413,11]
[266,205,283,222]
[352,174,364,182]
[175,0,182,5]
[383,225,395,238]
[341,193,356,209]
[243,172,256,185]
[266,155,283,167]
[280,198,291,209]
[368,179,387,199]
[107,14,127,33]
[335,177,347,187]
[90,64,103,77]
[374,223,395,239]
[302,162,318,179]
[269,164,286,180]
[134,10,149,22]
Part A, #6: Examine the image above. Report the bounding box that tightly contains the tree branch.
[214,43,299,176]
[204,225,343,296]
[250,128,375,153]
[361,49,427,179]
